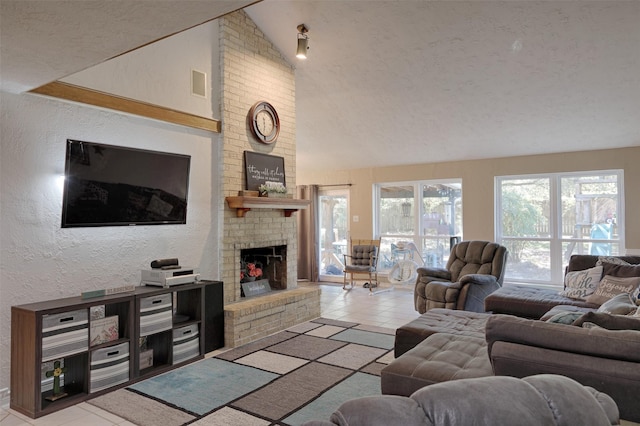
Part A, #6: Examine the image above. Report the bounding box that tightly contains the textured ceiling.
[1,1,639,173]
[246,1,640,172]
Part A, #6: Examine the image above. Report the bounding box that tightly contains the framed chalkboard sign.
[241,279,272,297]
[244,151,286,191]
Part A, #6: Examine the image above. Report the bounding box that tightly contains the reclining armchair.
[414,240,507,314]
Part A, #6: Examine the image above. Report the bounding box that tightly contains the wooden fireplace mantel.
[225,196,310,218]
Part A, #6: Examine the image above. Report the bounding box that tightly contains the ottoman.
[394,308,490,357]
[382,333,493,396]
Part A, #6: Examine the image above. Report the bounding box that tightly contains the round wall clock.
[248,101,280,144]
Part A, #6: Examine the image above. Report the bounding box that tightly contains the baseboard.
[0,387,9,409]
[625,248,640,255]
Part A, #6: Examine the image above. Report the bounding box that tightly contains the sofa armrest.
[309,395,426,426]
[459,275,501,312]
[459,274,499,286]
[485,314,640,363]
[417,267,451,281]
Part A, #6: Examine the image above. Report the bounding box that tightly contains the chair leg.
[366,272,390,295]
[343,272,354,290]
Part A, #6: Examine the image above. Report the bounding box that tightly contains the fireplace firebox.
[239,245,287,296]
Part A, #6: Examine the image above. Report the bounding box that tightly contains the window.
[495,171,624,287]
[374,180,462,272]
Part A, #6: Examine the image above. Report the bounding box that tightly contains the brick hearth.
[224,286,320,347]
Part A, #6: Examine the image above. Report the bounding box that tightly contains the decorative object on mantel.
[244,151,286,191]
[238,190,259,197]
[259,181,289,198]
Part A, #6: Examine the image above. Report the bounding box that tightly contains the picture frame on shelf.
[90,316,119,346]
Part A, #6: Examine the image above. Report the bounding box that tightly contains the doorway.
[318,189,349,282]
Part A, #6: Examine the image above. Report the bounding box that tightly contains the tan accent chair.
[343,238,381,292]
[414,240,508,314]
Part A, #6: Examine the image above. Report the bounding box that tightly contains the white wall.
[0,92,220,393]
[61,21,220,120]
[0,22,222,395]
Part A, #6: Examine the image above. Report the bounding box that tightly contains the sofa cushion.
[602,262,640,301]
[585,275,640,305]
[539,305,596,321]
[349,245,377,266]
[572,311,640,331]
[596,256,632,266]
[545,311,584,324]
[561,265,603,300]
[596,292,637,315]
[447,241,505,283]
[602,261,640,278]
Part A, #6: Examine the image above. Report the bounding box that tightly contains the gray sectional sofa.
[486,313,640,423]
[381,254,640,422]
[484,254,640,318]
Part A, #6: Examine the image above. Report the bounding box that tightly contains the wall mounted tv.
[61,139,191,228]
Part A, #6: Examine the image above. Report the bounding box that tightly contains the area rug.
[88,318,396,425]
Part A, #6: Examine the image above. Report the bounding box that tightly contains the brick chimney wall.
[219,11,298,304]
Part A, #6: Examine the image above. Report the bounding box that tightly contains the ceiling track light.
[296,24,309,59]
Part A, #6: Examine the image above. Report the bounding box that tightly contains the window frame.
[374,178,463,271]
[495,169,625,287]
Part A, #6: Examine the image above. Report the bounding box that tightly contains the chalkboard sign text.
[244,151,286,191]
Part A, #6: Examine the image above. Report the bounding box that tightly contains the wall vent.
[191,69,207,98]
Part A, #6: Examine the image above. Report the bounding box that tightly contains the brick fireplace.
[222,228,320,348]
[217,11,320,348]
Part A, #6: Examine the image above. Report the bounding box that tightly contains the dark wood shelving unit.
[10,280,223,419]
[225,196,310,217]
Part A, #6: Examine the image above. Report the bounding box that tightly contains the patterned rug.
[88,318,396,425]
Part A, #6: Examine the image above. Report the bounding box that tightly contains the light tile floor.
[3,283,637,425]
[314,282,421,329]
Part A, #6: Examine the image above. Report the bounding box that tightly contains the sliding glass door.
[374,180,462,272]
[318,189,349,282]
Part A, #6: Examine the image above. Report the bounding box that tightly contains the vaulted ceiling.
[2,1,639,173]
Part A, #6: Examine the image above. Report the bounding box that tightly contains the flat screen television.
[61,139,191,227]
